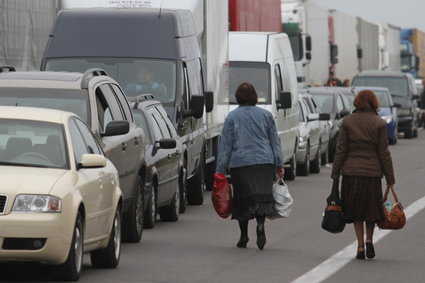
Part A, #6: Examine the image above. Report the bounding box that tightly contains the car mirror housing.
[183,95,204,119]
[339,109,350,118]
[204,91,214,113]
[78,154,107,169]
[103,120,130,137]
[277,91,292,109]
[319,113,331,121]
[157,138,176,149]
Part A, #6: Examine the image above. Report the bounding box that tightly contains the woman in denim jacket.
[216,82,285,250]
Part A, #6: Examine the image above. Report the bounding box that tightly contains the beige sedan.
[0,106,123,281]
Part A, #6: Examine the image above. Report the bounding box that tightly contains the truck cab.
[228,32,300,180]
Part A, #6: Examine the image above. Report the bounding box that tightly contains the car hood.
[391,96,410,108]
[378,107,392,117]
[0,166,67,196]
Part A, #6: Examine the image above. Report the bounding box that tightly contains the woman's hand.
[277,167,285,178]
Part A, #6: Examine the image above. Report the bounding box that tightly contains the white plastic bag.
[268,178,293,219]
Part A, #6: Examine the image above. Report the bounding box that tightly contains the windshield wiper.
[0,161,48,168]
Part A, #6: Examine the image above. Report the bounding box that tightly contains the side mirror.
[339,109,350,118]
[103,120,130,137]
[156,138,176,149]
[277,91,292,109]
[78,154,106,169]
[357,48,363,59]
[306,52,312,61]
[306,35,312,51]
[393,102,402,108]
[319,113,331,121]
[205,91,214,113]
[307,113,319,121]
[183,95,204,119]
[412,94,419,100]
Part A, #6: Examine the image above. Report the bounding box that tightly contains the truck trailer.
[357,17,380,72]
[378,23,401,72]
[400,28,425,79]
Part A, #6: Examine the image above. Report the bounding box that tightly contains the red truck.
[229,0,282,32]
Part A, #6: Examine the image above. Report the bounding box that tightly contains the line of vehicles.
[0,0,423,281]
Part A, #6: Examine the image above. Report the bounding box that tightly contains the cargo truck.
[229,0,282,32]
[281,0,337,88]
[357,17,380,72]
[400,28,425,79]
[44,0,229,201]
[378,23,401,71]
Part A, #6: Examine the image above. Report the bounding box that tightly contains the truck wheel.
[122,176,144,243]
[58,212,83,281]
[310,145,321,174]
[159,182,180,222]
[297,144,310,176]
[284,152,296,181]
[187,154,205,205]
[179,168,187,213]
[91,207,121,268]
[144,185,156,229]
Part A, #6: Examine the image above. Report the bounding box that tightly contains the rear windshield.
[352,77,408,97]
[229,62,271,104]
[0,88,90,124]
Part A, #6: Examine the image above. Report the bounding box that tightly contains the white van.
[228,32,300,180]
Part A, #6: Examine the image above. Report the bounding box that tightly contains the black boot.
[237,220,249,248]
[256,216,266,250]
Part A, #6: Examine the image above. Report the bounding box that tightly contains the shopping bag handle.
[382,186,399,204]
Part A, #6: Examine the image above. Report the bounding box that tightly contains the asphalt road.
[2,130,425,283]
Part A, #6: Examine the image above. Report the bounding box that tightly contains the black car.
[130,95,186,229]
[299,87,352,162]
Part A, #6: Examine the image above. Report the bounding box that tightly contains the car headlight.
[381,115,392,123]
[12,195,62,213]
[398,108,411,116]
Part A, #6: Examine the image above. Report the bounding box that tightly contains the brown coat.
[331,110,395,184]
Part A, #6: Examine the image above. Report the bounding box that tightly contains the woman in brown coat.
[331,90,395,260]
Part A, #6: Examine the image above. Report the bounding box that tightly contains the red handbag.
[211,173,232,218]
[377,186,406,230]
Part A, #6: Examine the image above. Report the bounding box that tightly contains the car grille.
[0,195,7,214]
[2,238,47,250]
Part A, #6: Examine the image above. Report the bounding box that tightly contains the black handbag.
[321,179,346,233]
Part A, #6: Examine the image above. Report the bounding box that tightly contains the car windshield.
[0,119,68,169]
[0,88,89,124]
[229,62,271,104]
[45,58,177,105]
[310,94,334,114]
[352,77,408,97]
[375,90,391,107]
[131,109,152,145]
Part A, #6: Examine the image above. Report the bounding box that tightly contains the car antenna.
[158,0,163,19]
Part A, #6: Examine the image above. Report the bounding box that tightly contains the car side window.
[69,119,89,164]
[110,84,133,122]
[151,108,171,139]
[157,106,177,138]
[274,64,283,94]
[303,97,314,113]
[298,101,305,122]
[336,95,344,113]
[74,118,103,155]
[311,97,322,113]
[95,85,124,133]
[147,108,163,141]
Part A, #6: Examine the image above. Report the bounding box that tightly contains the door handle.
[122,142,127,151]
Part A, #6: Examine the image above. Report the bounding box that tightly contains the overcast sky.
[313,0,425,31]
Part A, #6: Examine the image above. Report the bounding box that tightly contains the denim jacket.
[215,105,285,173]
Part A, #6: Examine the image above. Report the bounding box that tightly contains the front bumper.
[397,115,413,131]
[0,212,74,264]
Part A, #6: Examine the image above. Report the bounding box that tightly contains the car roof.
[129,94,162,110]
[354,70,407,77]
[353,86,390,92]
[0,106,75,124]
[299,87,340,95]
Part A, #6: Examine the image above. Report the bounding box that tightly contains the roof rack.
[129,94,156,109]
[81,68,109,89]
[0,66,16,73]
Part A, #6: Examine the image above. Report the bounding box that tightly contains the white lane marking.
[291,195,425,283]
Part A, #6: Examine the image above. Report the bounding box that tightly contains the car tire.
[179,167,187,213]
[328,137,336,163]
[297,144,310,176]
[413,128,418,138]
[144,185,156,229]
[310,144,321,174]
[405,123,414,139]
[159,182,180,222]
[58,212,83,281]
[187,153,205,205]
[91,207,121,268]
[321,146,328,166]
[122,176,144,243]
[284,151,297,181]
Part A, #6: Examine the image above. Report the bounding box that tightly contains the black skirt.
[230,164,275,221]
[341,175,385,223]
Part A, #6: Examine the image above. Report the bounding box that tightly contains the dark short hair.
[235,82,258,105]
[354,90,379,111]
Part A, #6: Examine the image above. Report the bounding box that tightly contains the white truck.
[0,0,57,70]
[357,17,380,72]
[50,0,229,197]
[378,23,401,71]
[281,0,337,87]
